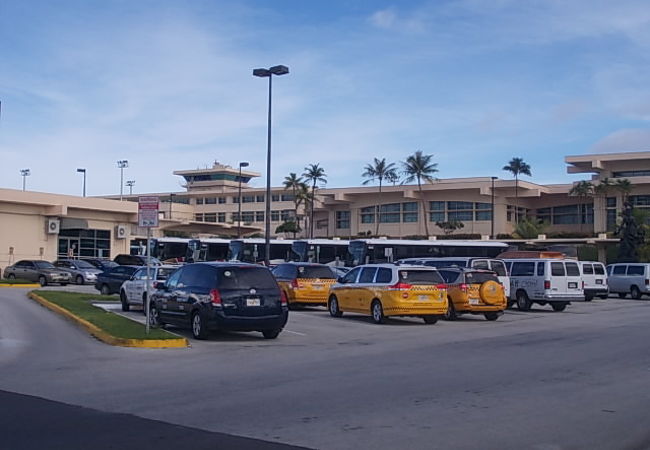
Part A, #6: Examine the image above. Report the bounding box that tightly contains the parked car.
[397,257,511,298]
[436,268,507,321]
[53,259,102,285]
[581,261,608,301]
[85,258,119,271]
[150,262,288,340]
[3,260,71,286]
[95,265,139,295]
[119,265,178,312]
[113,254,162,266]
[606,263,650,299]
[503,258,584,311]
[327,264,448,324]
[272,262,337,308]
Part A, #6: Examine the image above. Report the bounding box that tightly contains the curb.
[0,284,41,288]
[28,292,189,348]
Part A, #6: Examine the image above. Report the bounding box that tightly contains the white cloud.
[589,128,650,153]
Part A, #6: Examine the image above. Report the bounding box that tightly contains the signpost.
[138,196,159,334]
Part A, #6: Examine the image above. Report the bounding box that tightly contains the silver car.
[53,259,103,285]
[3,260,72,286]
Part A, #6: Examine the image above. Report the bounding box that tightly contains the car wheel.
[551,302,567,312]
[618,292,627,299]
[371,300,386,324]
[7,274,16,280]
[631,286,642,300]
[120,291,130,312]
[191,311,209,340]
[262,329,281,339]
[100,284,110,295]
[422,315,438,324]
[75,275,84,285]
[328,295,343,317]
[516,291,532,311]
[584,294,593,302]
[599,295,609,300]
[444,299,457,321]
[484,312,500,321]
[39,276,47,287]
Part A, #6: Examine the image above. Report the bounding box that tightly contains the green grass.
[0,278,37,284]
[33,290,180,340]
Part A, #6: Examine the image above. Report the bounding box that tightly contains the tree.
[275,221,301,235]
[435,220,464,235]
[502,157,532,224]
[568,180,594,233]
[303,163,327,239]
[402,151,438,237]
[283,173,306,238]
[513,217,547,239]
[362,157,399,236]
[615,178,633,203]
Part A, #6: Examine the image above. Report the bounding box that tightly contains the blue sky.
[1,0,650,196]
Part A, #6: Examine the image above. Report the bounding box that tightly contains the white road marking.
[284,329,307,336]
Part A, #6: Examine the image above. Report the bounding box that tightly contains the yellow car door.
[357,267,379,312]
[335,267,361,312]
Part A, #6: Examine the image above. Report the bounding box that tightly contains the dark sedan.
[94,266,139,295]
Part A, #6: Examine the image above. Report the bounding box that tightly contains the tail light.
[291,279,299,289]
[544,280,551,290]
[459,283,468,293]
[436,284,447,290]
[645,279,649,285]
[582,281,585,289]
[280,290,288,306]
[210,289,222,305]
[389,282,412,290]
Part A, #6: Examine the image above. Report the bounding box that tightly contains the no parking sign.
[138,196,159,228]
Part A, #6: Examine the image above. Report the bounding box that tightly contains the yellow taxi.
[271,262,337,309]
[436,268,507,321]
[327,264,448,324]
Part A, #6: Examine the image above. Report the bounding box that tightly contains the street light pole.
[491,176,497,239]
[237,162,250,238]
[20,169,30,191]
[117,160,128,201]
[169,193,176,220]
[253,65,289,266]
[77,168,86,197]
[126,180,135,195]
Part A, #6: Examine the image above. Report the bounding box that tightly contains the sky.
[1,0,650,196]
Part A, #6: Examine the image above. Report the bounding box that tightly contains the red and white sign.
[138,196,160,228]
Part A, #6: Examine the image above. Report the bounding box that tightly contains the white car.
[119,265,178,313]
[581,261,608,301]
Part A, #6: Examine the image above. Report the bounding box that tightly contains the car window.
[218,266,277,290]
[341,267,360,284]
[437,270,460,283]
[594,264,605,275]
[157,268,175,280]
[133,269,147,279]
[613,265,626,275]
[582,264,594,275]
[112,266,126,274]
[566,263,580,276]
[465,272,499,284]
[359,267,378,283]
[551,262,566,276]
[627,265,645,275]
[34,261,55,269]
[472,260,490,270]
[75,260,95,269]
[180,265,218,288]
[55,261,70,268]
[398,270,444,284]
[536,262,545,276]
[166,269,183,289]
[298,265,335,279]
[490,261,507,276]
[511,262,535,276]
[376,268,392,283]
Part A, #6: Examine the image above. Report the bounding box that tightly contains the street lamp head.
[77,168,86,173]
[269,65,289,76]
[20,169,30,176]
[239,161,250,168]
[253,68,270,78]
[491,176,498,180]
[126,180,135,187]
[117,160,129,169]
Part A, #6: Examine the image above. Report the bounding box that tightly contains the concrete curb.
[28,292,189,348]
[0,284,41,288]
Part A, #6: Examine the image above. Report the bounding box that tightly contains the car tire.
[191,311,209,340]
[631,286,642,300]
[551,302,567,312]
[262,329,281,339]
[75,275,84,285]
[422,315,438,324]
[7,274,16,280]
[584,294,593,302]
[100,284,110,295]
[120,291,130,312]
[39,276,47,287]
[444,299,457,321]
[328,296,343,318]
[599,295,609,300]
[484,312,500,321]
[516,291,532,311]
[371,300,386,324]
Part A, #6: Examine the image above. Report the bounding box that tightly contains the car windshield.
[465,272,499,284]
[34,261,55,269]
[218,267,278,290]
[398,270,444,284]
[297,266,335,279]
[74,260,95,269]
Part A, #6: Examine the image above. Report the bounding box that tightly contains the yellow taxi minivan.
[436,268,507,321]
[327,264,448,324]
[271,262,337,309]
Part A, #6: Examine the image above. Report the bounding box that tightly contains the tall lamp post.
[237,162,250,238]
[117,160,129,201]
[169,193,176,220]
[253,64,289,266]
[126,180,135,195]
[491,176,497,239]
[20,169,30,191]
[77,168,87,197]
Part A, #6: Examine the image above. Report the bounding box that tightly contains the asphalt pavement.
[1,287,650,449]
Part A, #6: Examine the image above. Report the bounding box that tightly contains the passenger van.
[397,257,510,298]
[606,263,650,299]
[503,258,584,311]
[581,261,608,301]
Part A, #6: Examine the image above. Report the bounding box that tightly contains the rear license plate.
[312,285,323,290]
[246,297,261,307]
[418,295,429,301]
[568,282,578,289]
[596,280,602,285]
[469,298,480,305]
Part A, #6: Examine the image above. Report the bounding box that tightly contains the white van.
[581,261,608,301]
[397,257,510,298]
[503,258,584,312]
[606,263,650,299]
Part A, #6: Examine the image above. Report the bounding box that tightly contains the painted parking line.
[283,330,307,336]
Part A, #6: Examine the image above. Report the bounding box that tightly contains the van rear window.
[490,261,507,276]
[566,263,580,276]
[465,272,499,284]
[594,265,605,275]
[551,262,566,276]
[297,266,335,279]
[399,270,444,284]
[582,264,594,275]
[218,267,278,290]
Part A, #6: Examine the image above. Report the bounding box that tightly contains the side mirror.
[337,276,345,284]
[154,281,166,290]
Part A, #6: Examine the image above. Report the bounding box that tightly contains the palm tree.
[502,157,532,224]
[568,180,594,233]
[362,158,399,236]
[303,163,327,238]
[283,172,305,238]
[402,151,438,237]
[615,178,633,204]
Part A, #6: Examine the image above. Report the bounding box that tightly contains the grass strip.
[33,290,179,340]
[0,278,36,284]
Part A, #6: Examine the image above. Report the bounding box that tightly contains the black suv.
[113,254,161,266]
[150,263,288,340]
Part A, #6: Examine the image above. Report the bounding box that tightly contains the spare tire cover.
[479,280,504,305]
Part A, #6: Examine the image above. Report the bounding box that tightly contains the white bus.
[229,239,293,264]
[290,239,349,265]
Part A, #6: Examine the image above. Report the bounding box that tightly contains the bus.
[345,239,509,267]
[290,239,349,265]
[186,238,231,262]
[229,239,293,264]
[131,238,191,262]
